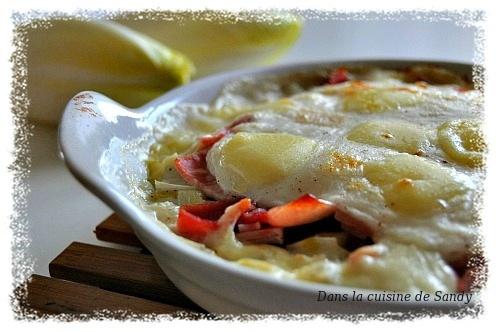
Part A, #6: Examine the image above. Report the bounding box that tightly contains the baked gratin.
[145,65,484,294]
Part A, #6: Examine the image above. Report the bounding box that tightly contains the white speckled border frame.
[9,9,486,321]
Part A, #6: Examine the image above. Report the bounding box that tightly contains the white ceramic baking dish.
[59,59,475,314]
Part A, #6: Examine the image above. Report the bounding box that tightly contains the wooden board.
[49,242,202,312]
[24,274,185,315]
[20,214,206,316]
[95,214,144,248]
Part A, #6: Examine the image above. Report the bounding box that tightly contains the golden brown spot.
[342,80,369,96]
[381,132,394,139]
[414,149,425,157]
[324,152,362,173]
[397,178,414,187]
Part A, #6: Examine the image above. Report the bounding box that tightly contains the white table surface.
[26,18,476,276]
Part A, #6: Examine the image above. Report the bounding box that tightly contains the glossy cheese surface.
[146,66,484,293]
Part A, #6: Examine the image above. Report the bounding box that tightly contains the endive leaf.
[117,12,303,77]
[27,20,194,125]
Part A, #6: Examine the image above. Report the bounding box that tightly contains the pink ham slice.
[174,115,253,201]
[175,151,238,201]
[334,208,377,239]
[237,222,262,232]
[236,228,284,245]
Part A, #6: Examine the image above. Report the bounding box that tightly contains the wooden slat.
[49,242,202,312]
[95,214,143,247]
[25,274,185,315]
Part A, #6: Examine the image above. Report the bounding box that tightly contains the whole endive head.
[27,20,195,125]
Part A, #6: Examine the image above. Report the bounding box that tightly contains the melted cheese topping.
[148,67,483,293]
[211,132,318,192]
